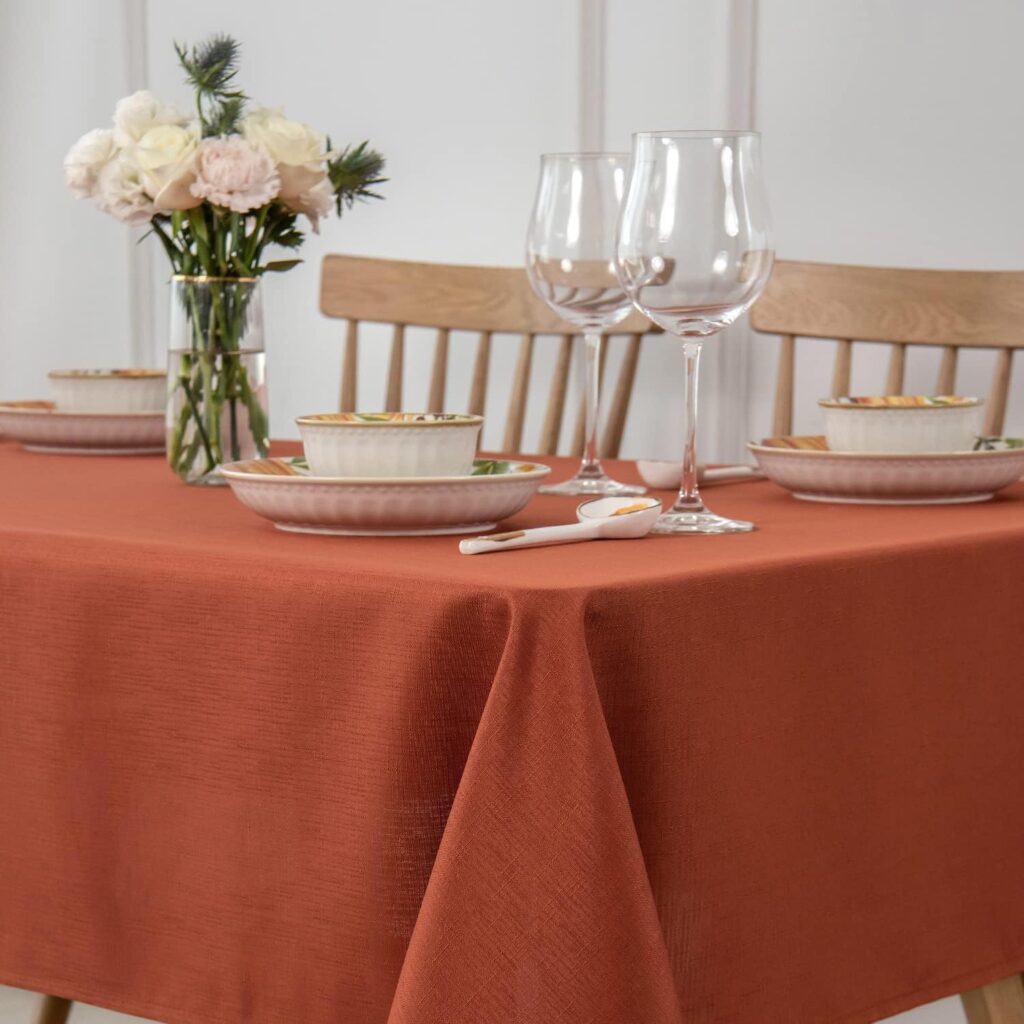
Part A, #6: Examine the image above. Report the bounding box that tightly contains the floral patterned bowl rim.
[817,395,982,410]
[0,400,163,419]
[47,369,166,380]
[750,434,1024,457]
[295,412,483,428]
[221,456,549,484]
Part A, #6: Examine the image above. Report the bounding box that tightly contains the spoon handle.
[460,521,598,555]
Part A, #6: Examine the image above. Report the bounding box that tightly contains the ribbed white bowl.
[49,370,166,413]
[749,438,1024,504]
[0,401,164,454]
[221,457,551,535]
[296,412,482,478]
[820,397,983,453]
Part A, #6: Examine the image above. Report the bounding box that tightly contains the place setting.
[0,369,166,454]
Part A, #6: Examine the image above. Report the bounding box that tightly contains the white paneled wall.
[0,0,138,403]
[752,0,1024,444]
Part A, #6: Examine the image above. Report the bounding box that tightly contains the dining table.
[1,437,1023,1024]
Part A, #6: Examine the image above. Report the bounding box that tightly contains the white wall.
[0,0,137,402]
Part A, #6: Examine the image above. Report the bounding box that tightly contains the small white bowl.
[820,396,984,453]
[49,369,167,413]
[296,412,483,478]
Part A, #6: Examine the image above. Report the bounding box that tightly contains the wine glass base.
[652,509,754,534]
[538,475,647,497]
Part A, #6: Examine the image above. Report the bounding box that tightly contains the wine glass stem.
[578,330,603,478]
[674,340,705,513]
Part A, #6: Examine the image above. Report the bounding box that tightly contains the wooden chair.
[319,254,654,456]
[751,260,1024,437]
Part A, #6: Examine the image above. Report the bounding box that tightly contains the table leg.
[33,995,72,1024]
[961,975,1024,1024]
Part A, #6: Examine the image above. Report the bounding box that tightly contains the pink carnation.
[189,136,280,213]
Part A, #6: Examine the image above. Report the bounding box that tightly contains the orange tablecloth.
[1,439,1023,1024]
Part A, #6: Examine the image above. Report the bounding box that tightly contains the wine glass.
[526,153,646,496]
[615,131,774,533]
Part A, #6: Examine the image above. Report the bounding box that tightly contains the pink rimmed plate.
[748,435,1024,505]
[0,401,165,454]
[221,457,551,536]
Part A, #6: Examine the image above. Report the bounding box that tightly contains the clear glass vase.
[166,275,269,485]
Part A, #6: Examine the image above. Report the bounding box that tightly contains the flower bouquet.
[64,35,385,483]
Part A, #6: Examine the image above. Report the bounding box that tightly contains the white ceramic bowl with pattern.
[221,456,551,535]
[49,370,167,413]
[748,436,1024,504]
[296,412,483,478]
[0,401,165,454]
[819,396,983,453]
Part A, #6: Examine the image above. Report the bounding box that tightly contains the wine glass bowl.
[616,130,774,532]
[526,153,646,497]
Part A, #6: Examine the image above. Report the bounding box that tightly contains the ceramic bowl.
[49,369,167,413]
[221,456,550,535]
[748,434,1024,504]
[819,396,984,453]
[296,412,483,478]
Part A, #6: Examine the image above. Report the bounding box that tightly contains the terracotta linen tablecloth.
[1,440,1024,1024]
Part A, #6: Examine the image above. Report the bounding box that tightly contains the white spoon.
[459,496,663,555]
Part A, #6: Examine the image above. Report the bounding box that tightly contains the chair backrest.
[319,254,654,456]
[751,260,1024,437]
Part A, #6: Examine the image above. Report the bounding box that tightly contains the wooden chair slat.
[831,339,852,397]
[538,334,574,455]
[984,348,1014,436]
[751,261,1024,348]
[602,333,643,458]
[885,343,907,395]
[385,323,405,412]
[503,333,535,451]
[772,334,796,437]
[340,319,358,411]
[468,331,492,416]
[936,346,959,394]
[428,328,449,412]
[321,256,655,452]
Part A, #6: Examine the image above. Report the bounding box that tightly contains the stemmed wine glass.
[526,153,646,496]
[615,131,774,532]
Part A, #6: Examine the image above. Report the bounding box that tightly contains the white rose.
[64,128,116,199]
[133,122,202,212]
[284,176,335,232]
[113,90,185,147]
[241,107,328,201]
[94,153,156,225]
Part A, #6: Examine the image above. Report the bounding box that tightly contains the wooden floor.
[0,985,969,1023]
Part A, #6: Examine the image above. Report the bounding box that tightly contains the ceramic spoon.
[459,496,663,555]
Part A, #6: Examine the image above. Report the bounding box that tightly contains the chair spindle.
[936,346,959,394]
[385,324,405,411]
[428,328,449,412]
[772,334,796,437]
[885,343,907,395]
[602,333,643,458]
[831,339,852,398]
[468,331,492,416]
[340,319,359,411]
[538,334,574,455]
[984,348,1014,436]
[503,333,535,451]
